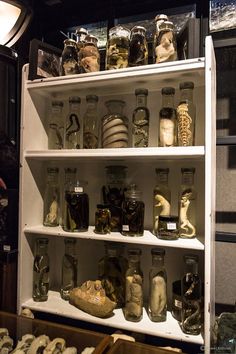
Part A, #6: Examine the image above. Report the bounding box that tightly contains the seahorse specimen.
[177,103,192,146]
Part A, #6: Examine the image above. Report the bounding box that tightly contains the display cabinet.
[18,36,216,353]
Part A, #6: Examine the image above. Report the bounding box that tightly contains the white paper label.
[167,222,176,230]
[122,225,129,231]
[74,186,83,193]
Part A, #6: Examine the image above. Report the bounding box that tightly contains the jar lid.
[154,14,169,22]
[36,238,49,244]
[64,237,76,244]
[109,25,130,39]
[161,87,175,95]
[52,100,63,107]
[159,21,174,31]
[86,94,98,102]
[125,184,142,199]
[181,167,195,174]
[75,27,88,35]
[155,167,169,174]
[69,96,81,103]
[84,34,98,45]
[64,38,77,46]
[151,247,165,256]
[131,25,146,34]
[47,167,59,173]
[128,248,142,256]
[179,81,194,90]
[65,167,77,173]
[159,215,179,222]
[135,88,148,96]
[184,254,199,264]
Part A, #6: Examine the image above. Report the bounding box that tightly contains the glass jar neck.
[35,241,48,256]
[86,101,97,112]
[181,171,194,186]
[180,88,193,103]
[47,169,59,184]
[156,171,169,185]
[65,241,76,255]
[185,261,198,275]
[162,93,174,108]
[136,94,147,107]
[69,102,80,113]
[152,255,164,267]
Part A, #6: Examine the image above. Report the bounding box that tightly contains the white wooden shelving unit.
[18,36,216,353]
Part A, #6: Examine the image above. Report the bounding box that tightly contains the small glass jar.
[153,168,171,236]
[122,184,145,237]
[94,204,111,234]
[177,81,196,146]
[132,88,150,147]
[129,26,148,67]
[83,94,99,149]
[148,248,167,322]
[98,242,128,308]
[154,20,177,64]
[60,238,78,300]
[123,248,143,322]
[43,167,60,227]
[158,215,179,240]
[106,25,130,70]
[159,87,177,147]
[78,34,100,73]
[48,100,64,150]
[75,27,88,51]
[61,38,79,76]
[181,254,202,335]
[33,238,50,302]
[64,96,82,149]
[102,100,129,148]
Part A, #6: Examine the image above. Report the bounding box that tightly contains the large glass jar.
[64,96,82,149]
[102,100,129,148]
[60,238,78,301]
[102,165,127,232]
[128,26,148,67]
[179,167,196,238]
[132,88,150,147]
[48,100,64,150]
[98,242,128,308]
[43,167,60,227]
[153,168,171,236]
[148,248,167,322]
[106,25,130,70]
[177,81,196,146]
[154,20,177,64]
[123,248,143,322]
[153,14,169,63]
[61,38,79,76]
[33,238,50,302]
[83,94,99,149]
[78,34,100,73]
[121,184,145,237]
[159,87,177,147]
[181,254,202,335]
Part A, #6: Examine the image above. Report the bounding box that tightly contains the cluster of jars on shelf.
[33,238,202,335]
[49,81,195,151]
[60,14,178,76]
[43,165,197,240]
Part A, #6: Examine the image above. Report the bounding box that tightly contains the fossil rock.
[69,280,116,318]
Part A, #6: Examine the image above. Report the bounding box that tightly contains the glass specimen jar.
[60,238,78,300]
[78,34,100,73]
[177,81,196,146]
[154,20,177,64]
[83,94,99,149]
[132,88,150,147]
[64,96,82,149]
[148,248,167,322]
[102,100,129,148]
[123,248,143,322]
[179,167,196,238]
[48,100,64,150]
[153,168,171,236]
[121,184,145,237]
[62,167,77,229]
[43,167,60,227]
[128,25,148,67]
[102,165,127,232]
[75,27,88,51]
[33,238,50,302]
[158,215,179,240]
[106,25,130,70]
[181,254,202,335]
[98,242,128,308]
[94,204,111,234]
[159,87,177,147]
[153,14,169,63]
[61,38,79,76]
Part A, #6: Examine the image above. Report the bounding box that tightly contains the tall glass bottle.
[132,88,150,147]
[33,238,50,302]
[64,96,82,149]
[153,168,171,236]
[159,87,177,147]
[60,238,78,300]
[83,95,99,149]
[181,254,201,335]
[48,100,64,150]
[148,248,167,322]
[177,81,196,146]
[153,14,169,63]
[62,167,77,229]
[43,167,60,227]
[123,248,143,322]
[121,184,145,237]
[129,26,148,67]
[98,242,128,308]
[179,167,196,238]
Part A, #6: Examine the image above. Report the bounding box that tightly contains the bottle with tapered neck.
[60,238,78,300]
[33,238,50,302]
[132,88,150,147]
[83,95,99,149]
[43,167,60,227]
[159,87,177,147]
[64,96,82,149]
